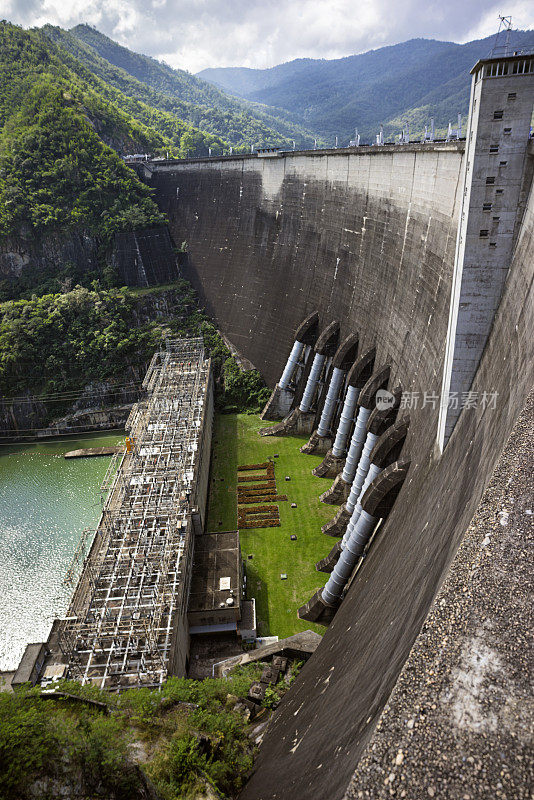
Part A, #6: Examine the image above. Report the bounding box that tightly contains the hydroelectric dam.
[9,49,528,799]
[131,52,534,800]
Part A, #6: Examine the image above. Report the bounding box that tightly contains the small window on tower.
[489,242,497,248]
[489,145,499,153]
[499,160,508,166]
[479,230,489,238]
[503,127,512,135]
[486,177,496,185]
[496,189,504,195]
[493,110,504,119]
[492,216,500,222]
[483,203,493,211]
[507,92,517,100]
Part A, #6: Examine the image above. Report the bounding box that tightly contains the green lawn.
[206,413,336,639]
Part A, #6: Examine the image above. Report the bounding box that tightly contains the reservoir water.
[0,432,123,671]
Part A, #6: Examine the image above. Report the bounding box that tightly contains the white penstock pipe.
[345,431,378,514]
[332,385,359,457]
[322,509,377,605]
[342,462,383,548]
[279,341,305,390]
[317,368,345,437]
[299,353,326,412]
[341,406,371,483]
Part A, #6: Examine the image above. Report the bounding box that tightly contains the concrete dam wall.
[147,143,464,396]
[138,133,534,798]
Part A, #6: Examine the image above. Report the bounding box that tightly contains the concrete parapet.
[320,472,351,504]
[313,448,346,478]
[322,505,351,537]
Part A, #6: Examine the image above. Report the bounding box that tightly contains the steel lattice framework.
[58,338,210,689]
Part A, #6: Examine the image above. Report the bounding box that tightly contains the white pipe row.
[332,385,360,457]
[317,367,346,437]
[299,353,326,412]
[279,340,305,389]
[322,509,377,605]
[345,431,378,514]
[341,462,382,547]
[341,405,371,483]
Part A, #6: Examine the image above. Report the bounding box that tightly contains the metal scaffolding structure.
[58,338,210,690]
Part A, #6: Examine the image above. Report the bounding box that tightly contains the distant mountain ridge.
[198,31,534,143]
[55,24,317,148]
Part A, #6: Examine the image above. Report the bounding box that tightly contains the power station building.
[53,338,217,688]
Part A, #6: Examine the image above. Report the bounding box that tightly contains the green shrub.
[200,320,270,413]
[0,692,59,799]
[0,664,284,800]
[262,686,280,709]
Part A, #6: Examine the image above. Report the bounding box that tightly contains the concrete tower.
[438,51,534,447]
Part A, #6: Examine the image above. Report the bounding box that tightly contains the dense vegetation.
[0,81,166,239]
[200,320,270,412]
[0,285,165,397]
[0,282,269,415]
[45,24,316,150]
[0,664,299,799]
[0,23,169,242]
[200,30,534,142]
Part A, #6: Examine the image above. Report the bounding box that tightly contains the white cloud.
[1,0,533,72]
[460,1,534,43]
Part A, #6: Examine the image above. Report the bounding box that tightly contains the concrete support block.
[301,430,333,455]
[260,384,295,421]
[259,407,315,437]
[298,588,339,626]
[247,682,266,704]
[322,505,351,537]
[261,665,280,685]
[313,448,345,478]
[316,541,342,573]
[320,472,351,504]
[242,698,260,719]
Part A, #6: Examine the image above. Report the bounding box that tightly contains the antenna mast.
[491,15,513,57]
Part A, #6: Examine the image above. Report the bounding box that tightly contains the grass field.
[206,413,336,639]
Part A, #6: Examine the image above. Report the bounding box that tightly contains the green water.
[0,432,123,671]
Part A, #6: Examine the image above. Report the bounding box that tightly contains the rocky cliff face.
[0,228,100,294]
[0,223,179,298]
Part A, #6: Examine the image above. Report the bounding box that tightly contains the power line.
[1,382,142,403]
[0,426,126,441]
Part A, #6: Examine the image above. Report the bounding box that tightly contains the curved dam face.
[149,144,463,392]
[141,141,534,798]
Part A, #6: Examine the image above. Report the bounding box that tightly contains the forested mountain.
[46,24,316,149]
[0,21,274,409]
[0,22,167,244]
[0,21,230,301]
[199,31,534,143]
[0,21,309,292]
[0,18,315,258]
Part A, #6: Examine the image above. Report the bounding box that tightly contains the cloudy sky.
[1,0,533,73]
